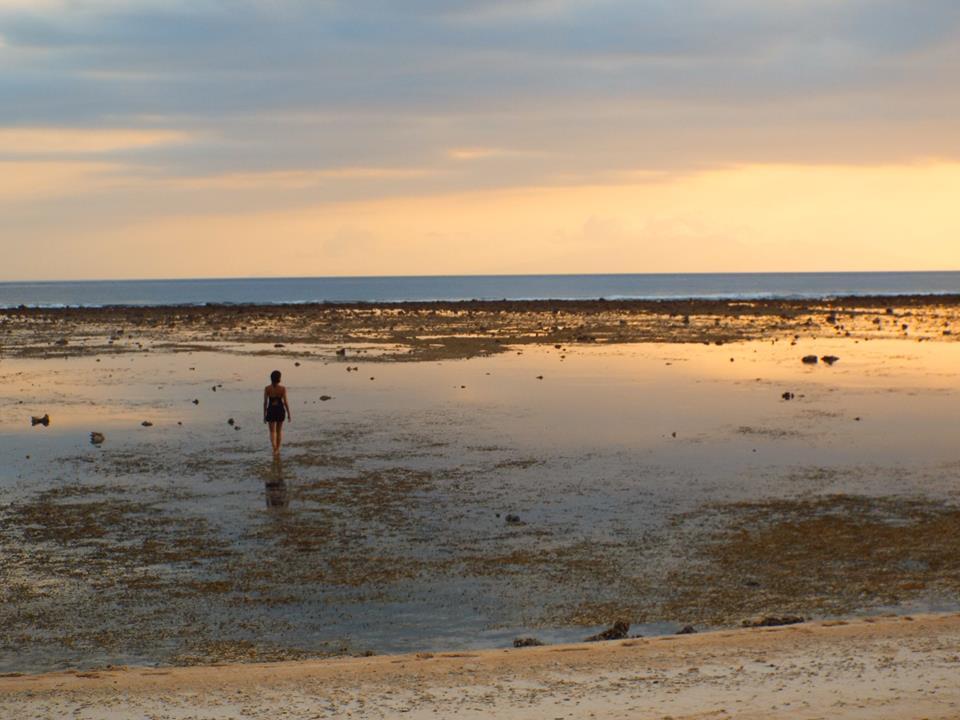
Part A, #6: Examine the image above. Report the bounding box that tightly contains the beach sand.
[2,613,959,719]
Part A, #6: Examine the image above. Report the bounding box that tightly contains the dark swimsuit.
[265,392,286,423]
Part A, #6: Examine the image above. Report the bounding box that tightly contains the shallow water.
[2,338,959,671]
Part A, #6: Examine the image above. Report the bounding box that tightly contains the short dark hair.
[270,370,281,385]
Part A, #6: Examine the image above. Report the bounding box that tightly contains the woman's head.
[270,370,281,385]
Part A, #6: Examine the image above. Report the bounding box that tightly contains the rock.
[585,621,630,642]
[212,386,217,392]
[30,414,51,427]
[676,625,697,635]
[535,375,544,380]
[227,418,235,426]
[336,348,347,356]
[294,361,301,367]
[319,395,332,401]
[513,637,544,648]
[141,421,153,427]
[192,399,199,405]
[742,615,805,628]
[781,391,795,401]
[821,355,840,365]
[274,343,285,348]
[554,344,562,349]
[90,431,105,445]
[505,514,523,525]
[801,355,819,364]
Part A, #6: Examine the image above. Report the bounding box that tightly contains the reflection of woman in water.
[263,370,291,454]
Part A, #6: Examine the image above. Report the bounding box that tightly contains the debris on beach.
[30,414,50,427]
[90,432,105,445]
[585,620,630,642]
[513,637,544,648]
[801,355,819,364]
[742,615,805,628]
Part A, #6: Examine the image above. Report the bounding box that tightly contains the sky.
[1,0,959,281]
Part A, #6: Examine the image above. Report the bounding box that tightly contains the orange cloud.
[0,127,189,154]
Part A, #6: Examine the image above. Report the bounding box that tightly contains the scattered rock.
[274,343,285,348]
[192,399,199,405]
[513,637,544,648]
[294,361,301,367]
[211,386,217,392]
[319,395,332,401]
[505,514,523,525]
[781,391,795,401]
[676,625,697,635]
[227,418,235,426]
[742,615,805,628]
[535,375,544,380]
[30,414,50,427]
[821,355,840,365]
[801,355,818,364]
[90,432,105,445]
[141,421,153,427]
[585,620,630,642]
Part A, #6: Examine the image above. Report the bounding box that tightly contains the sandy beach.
[2,613,959,719]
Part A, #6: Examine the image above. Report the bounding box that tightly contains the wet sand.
[2,613,959,719]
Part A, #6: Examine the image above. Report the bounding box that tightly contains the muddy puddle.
[1,339,959,671]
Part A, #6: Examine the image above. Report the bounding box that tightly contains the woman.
[263,370,291,454]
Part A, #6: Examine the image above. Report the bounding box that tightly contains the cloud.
[0,127,188,155]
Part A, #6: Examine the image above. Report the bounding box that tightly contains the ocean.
[1,271,958,308]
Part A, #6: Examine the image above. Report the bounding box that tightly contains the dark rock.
[274,343,285,348]
[90,431,105,445]
[505,514,523,525]
[676,625,697,635]
[141,421,153,427]
[801,355,818,364]
[294,361,301,367]
[319,395,332,401]
[30,414,50,427]
[535,375,544,380]
[781,391,795,400]
[336,348,346,356]
[227,418,235,426]
[192,399,199,405]
[585,621,630,642]
[821,355,840,365]
[513,637,544,648]
[742,615,805,628]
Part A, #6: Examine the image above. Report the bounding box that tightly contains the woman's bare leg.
[275,423,284,453]
[269,422,279,453]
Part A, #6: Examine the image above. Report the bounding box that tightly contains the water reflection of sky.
[3,338,959,481]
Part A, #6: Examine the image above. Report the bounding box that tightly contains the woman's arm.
[283,387,292,422]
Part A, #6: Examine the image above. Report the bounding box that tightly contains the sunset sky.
[1,0,959,280]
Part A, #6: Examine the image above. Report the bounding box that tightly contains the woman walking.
[263,370,291,454]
